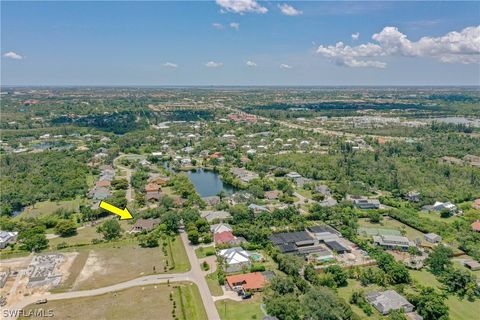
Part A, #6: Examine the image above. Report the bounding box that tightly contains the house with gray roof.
[269,231,321,255]
[366,290,414,315]
[201,210,231,222]
[89,187,111,201]
[373,235,414,251]
[424,233,442,243]
[352,198,380,209]
[0,230,18,249]
[248,203,270,213]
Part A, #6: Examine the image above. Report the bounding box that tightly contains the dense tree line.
[0,151,90,215]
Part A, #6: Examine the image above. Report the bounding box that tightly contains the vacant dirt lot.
[72,242,167,290]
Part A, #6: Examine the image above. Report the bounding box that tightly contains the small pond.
[186,168,237,197]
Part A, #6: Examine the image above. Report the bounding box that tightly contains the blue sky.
[1,1,479,86]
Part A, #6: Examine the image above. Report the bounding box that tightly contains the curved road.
[113,154,136,203]
[5,231,220,320]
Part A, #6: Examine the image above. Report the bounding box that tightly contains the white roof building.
[210,223,233,234]
[0,231,19,249]
[218,247,251,273]
[432,201,456,212]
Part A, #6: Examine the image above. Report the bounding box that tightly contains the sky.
[1,1,479,86]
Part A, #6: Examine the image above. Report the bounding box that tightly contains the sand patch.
[72,251,105,288]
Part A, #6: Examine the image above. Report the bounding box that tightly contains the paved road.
[5,231,220,320]
[179,230,221,320]
[113,155,136,203]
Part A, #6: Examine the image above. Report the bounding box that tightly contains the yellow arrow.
[99,201,133,220]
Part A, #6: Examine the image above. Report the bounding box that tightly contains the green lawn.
[168,235,191,272]
[206,271,224,296]
[418,211,458,224]
[358,217,427,245]
[337,279,383,320]
[215,294,264,320]
[409,269,442,287]
[295,188,313,199]
[453,256,480,277]
[174,282,208,320]
[410,269,480,320]
[195,246,216,259]
[22,283,206,320]
[16,198,85,219]
[48,225,102,248]
[447,296,480,320]
[48,220,132,249]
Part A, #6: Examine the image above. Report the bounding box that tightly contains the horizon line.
[2,84,480,88]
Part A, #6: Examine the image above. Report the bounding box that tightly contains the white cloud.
[230,22,240,30]
[351,32,360,40]
[280,63,292,69]
[3,51,23,60]
[246,60,257,67]
[212,22,224,30]
[205,61,224,68]
[278,4,302,16]
[216,0,268,14]
[317,25,480,68]
[162,62,178,68]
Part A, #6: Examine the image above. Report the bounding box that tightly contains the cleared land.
[16,198,84,219]
[53,235,189,291]
[20,283,207,320]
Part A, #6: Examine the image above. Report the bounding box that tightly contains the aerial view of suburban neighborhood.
[1,1,479,320]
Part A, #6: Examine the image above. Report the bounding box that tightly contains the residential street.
[179,230,221,320]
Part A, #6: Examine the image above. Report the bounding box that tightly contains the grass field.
[418,211,458,224]
[48,220,132,249]
[453,255,480,277]
[48,225,102,248]
[195,246,216,259]
[206,271,224,296]
[215,294,264,320]
[168,235,190,272]
[410,269,480,320]
[21,283,206,320]
[447,296,480,320]
[174,282,208,320]
[358,216,427,244]
[16,198,85,219]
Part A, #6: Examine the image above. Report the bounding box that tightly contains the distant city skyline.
[1,1,479,86]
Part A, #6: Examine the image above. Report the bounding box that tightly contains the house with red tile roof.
[473,199,480,210]
[214,231,236,245]
[145,183,161,193]
[96,180,111,188]
[471,220,480,232]
[226,272,267,292]
[209,152,223,159]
